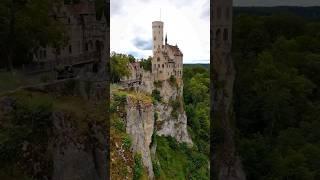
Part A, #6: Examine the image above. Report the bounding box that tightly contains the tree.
[110,52,131,82]
[0,0,66,70]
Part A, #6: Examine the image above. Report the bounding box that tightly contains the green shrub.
[152,90,161,102]
[154,81,163,88]
[152,159,161,177]
[133,153,143,180]
[122,135,132,150]
[169,75,177,87]
[113,117,125,132]
[114,93,127,104]
[154,112,158,121]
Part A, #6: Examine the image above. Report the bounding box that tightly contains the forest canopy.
[233,12,320,180]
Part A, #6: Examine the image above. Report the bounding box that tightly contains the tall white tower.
[152,21,164,55]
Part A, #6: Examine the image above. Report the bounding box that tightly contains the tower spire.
[165,33,167,45]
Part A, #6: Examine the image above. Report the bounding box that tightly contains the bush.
[154,81,163,88]
[122,135,131,150]
[152,90,161,102]
[169,75,177,87]
[152,159,161,177]
[133,153,143,180]
[114,119,125,132]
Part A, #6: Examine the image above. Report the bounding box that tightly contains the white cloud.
[110,0,210,64]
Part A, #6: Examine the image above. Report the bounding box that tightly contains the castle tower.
[212,0,232,51]
[152,21,164,54]
[211,0,246,179]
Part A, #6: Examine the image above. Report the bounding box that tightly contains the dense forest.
[155,64,210,179]
[233,12,320,179]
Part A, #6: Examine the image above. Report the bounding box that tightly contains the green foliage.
[169,75,177,87]
[183,66,210,155]
[155,136,209,179]
[110,52,131,83]
[233,13,320,180]
[0,0,66,70]
[133,153,143,180]
[153,80,162,88]
[152,159,161,177]
[113,116,125,132]
[140,56,152,71]
[122,135,132,150]
[151,89,161,102]
[0,93,53,173]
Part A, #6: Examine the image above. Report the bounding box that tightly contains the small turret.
[165,34,167,45]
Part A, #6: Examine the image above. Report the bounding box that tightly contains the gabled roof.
[166,44,183,56]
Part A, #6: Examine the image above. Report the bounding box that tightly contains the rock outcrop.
[0,79,108,180]
[155,80,192,145]
[125,96,155,179]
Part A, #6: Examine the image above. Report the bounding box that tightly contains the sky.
[111,0,320,64]
[110,0,210,64]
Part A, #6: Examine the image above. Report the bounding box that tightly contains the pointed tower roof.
[165,33,167,45]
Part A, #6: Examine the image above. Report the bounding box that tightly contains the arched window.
[85,43,89,51]
[216,28,221,43]
[223,28,228,41]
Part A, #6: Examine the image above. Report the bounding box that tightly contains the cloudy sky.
[111,0,210,64]
[111,0,320,64]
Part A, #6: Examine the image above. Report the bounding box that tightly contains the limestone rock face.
[139,70,154,94]
[155,80,193,145]
[0,95,108,180]
[125,97,155,179]
[51,112,108,180]
[155,102,193,145]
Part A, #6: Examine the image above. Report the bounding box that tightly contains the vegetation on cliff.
[153,65,210,179]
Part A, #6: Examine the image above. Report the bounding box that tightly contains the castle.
[32,0,106,76]
[122,20,183,86]
[151,21,183,81]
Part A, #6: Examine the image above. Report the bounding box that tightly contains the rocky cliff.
[155,79,192,145]
[111,76,193,179]
[125,95,155,179]
[0,79,108,180]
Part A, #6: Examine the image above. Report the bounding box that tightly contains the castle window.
[223,28,228,41]
[69,45,72,54]
[154,37,156,41]
[68,17,71,24]
[162,64,164,68]
[160,71,162,73]
[216,28,221,44]
[85,43,89,51]
[158,64,160,68]
[157,57,160,62]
